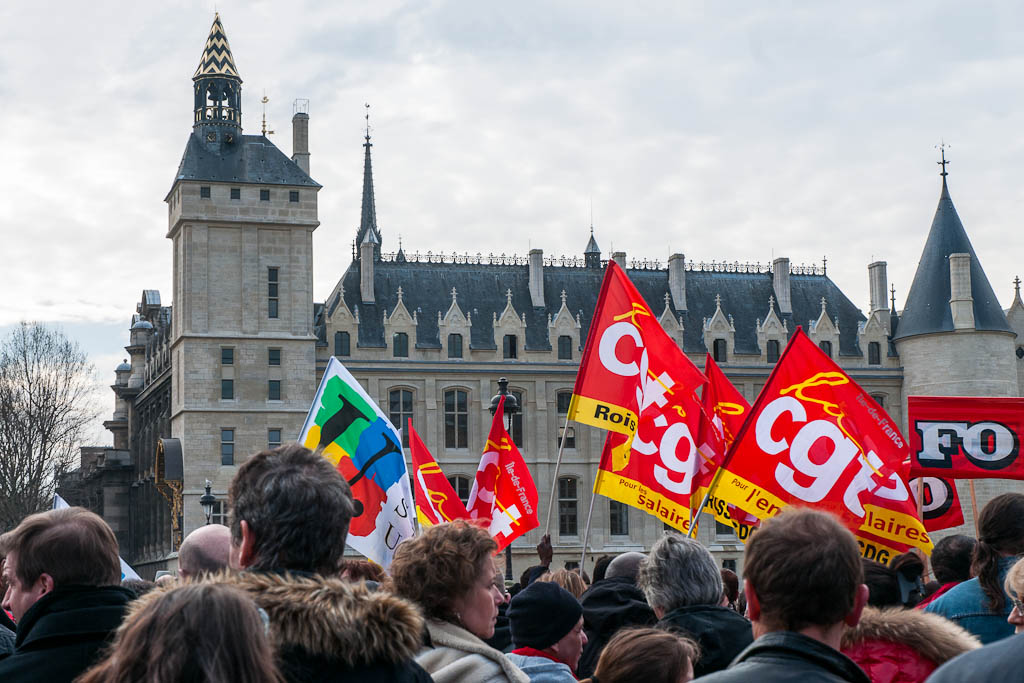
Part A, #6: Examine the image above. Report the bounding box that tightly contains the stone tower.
[167,13,321,534]
[894,163,1018,533]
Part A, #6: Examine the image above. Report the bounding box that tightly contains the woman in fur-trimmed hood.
[211,570,433,683]
[840,606,981,683]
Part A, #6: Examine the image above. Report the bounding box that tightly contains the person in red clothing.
[915,534,976,609]
[506,581,586,681]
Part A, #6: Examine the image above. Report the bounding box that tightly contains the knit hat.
[508,580,583,649]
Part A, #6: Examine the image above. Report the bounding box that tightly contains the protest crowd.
[0,440,1023,682]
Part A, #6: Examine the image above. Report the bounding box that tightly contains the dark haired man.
[916,534,976,609]
[219,444,431,682]
[0,507,135,682]
[700,508,870,683]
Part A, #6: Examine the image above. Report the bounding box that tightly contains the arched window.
[389,389,413,447]
[609,501,629,536]
[558,335,573,360]
[447,475,471,506]
[868,341,881,365]
[818,340,832,358]
[766,339,780,364]
[510,390,525,447]
[556,391,576,449]
[870,394,886,410]
[713,338,728,362]
[503,334,518,359]
[393,332,409,358]
[444,389,469,448]
[448,333,463,359]
[558,477,578,536]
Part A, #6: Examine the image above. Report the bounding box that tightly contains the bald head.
[606,551,647,582]
[178,524,232,580]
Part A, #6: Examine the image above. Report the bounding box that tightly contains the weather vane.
[261,92,274,137]
[936,140,950,177]
[365,103,371,141]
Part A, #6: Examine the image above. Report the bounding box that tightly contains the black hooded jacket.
[657,604,753,677]
[576,577,657,678]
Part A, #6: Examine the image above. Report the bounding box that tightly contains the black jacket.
[577,577,657,678]
[925,629,1024,682]
[658,604,753,677]
[216,570,433,683]
[697,631,871,683]
[0,584,134,683]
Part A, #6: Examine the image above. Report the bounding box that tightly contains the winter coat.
[215,571,432,683]
[657,603,753,677]
[0,624,14,657]
[507,648,577,682]
[924,556,1017,644]
[576,576,656,678]
[698,631,871,683]
[925,630,1024,682]
[417,617,530,683]
[0,584,134,683]
[840,606,981,683]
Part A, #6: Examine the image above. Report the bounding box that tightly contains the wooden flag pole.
[688,467,725,539]
[968,480,981,536]
[579,482,598,572]
[544,412,572,535]
[916,476,930,580]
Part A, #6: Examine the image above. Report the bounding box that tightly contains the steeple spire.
[357,103,381,260]
[192,13,242,145]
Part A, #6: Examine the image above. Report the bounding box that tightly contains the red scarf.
[510,646,577,679]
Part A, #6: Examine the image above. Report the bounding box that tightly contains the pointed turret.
[893,173,1011,340]
[584,227,601,269]
[192,13,242,145]
[357,106,382,260]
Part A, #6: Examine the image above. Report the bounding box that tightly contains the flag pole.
[968,480,980,536]
[579,479,598,572]
[688,469,724,538]
[544,412,572,535]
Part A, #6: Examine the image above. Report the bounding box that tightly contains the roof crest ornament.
[561,289,568,306]
[1015,276,1021,300]
[936,140,950,177]
[891,284,896,310]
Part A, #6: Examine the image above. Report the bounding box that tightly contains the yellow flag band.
[594,470,692,534]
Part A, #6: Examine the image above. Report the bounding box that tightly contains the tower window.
[221,379,234,400]
[444,389,469,449]
[558,477,579,536]
[503,334,518,359]
[221,429,235,466]
[230,187,241,200]
[448,333,463,359]
[766,339,780,363]
[221,347,234,365]
[268,380,281,401]
[260,189,271,201]
[268,267,279,319]
[268,348,281,366]
[200,186,211,199]
[268,429,282,448]
[819,340,833,358]
[335,331,350,357]
[868,341,881,365]
[558,335,573,360]
[393,332,409,358]
[713,338,728,362]
[1018,347,1024,360]
[289,190,299,203]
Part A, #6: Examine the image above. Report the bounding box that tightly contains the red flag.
[409,421,471,527]
[466,397,540,550]
[713,328,932,555]
[910,476,965,532]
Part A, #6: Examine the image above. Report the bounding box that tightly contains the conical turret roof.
[584,231,600,254]
[194,13,240,81]
[893,177,1011,340]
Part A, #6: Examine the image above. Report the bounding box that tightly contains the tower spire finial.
[357,104,380,259]
[936,140,950,178]
[890,283,896,310]
[365,103,371,143]
[1015,276,1021,300]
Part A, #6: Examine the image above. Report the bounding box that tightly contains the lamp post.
[199,479,217,526]
[489,377,520,580]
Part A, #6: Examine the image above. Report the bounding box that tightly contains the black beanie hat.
[508,581,583,650]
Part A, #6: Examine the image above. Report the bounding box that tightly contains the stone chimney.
[529,249,545,307]
[668,253,687,311]
[360,231,377,304]
[612,251,627,269]
[292,100,310,175]
[772,257,792,314]
[868,261,888,313]
[949,252,974,329]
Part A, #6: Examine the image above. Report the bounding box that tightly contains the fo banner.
[909,396,1024,480]
[910,476,965,532]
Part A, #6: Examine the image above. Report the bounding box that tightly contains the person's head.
[121,578,157,599]
[638,534,722,617]
[0,507,119,621]
[508,581,587,669]
[720,568,739,609]
[1003,556,1024,634]
[77,583,282,683]
[391,520,502,639]
[494,570,510,604]
[889,551,925,606]
[339,559,386,584]
[592,554,615,583]
[862,559,901,607]
[742,508,867,639]
[538,568,587,600]
[972,493,1024,612]
[583,627,699,683]
[606,551,646,583]
[228,444,355,575]
[178,524,232,580]
[930,534,976,584]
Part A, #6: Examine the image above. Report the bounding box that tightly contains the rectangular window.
[260,189,270,201]
[221,347,234,365]
[268,267,279,319]
[389,389,414,447]
[448,333,463,359]
[268,348,281,366]
[558,477,578,536]
[556,392,575,449]
[268,429,282,448]
[609,500,629,536]
[210,500,227,525]
[447,476,471,506]
[444,389,469,449]
[289,190,299,203]
[200,186,211,199]
[868,341,881,365]
[335,331,350,357]
[557,392,573,415]
[221,379,234,400]
[221,429,235,466]
[230,187,241,200]
[715,520,736,541]
[558,335,573,360]
[393,332,409,358]
[268,380,281,401]
[503,334,517,359]
[511,390,524,447]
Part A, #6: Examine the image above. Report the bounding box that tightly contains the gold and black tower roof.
[194,13,241,81]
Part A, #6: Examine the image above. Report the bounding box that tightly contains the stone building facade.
[87,14,1023,577]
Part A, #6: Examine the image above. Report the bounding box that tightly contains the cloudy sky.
[2,1,1024,437]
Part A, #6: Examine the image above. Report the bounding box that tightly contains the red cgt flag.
[466,396,539,550]
[409,421,471,527]
[713,328,933,555]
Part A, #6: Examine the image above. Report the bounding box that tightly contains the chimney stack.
[668,253,687,311]
[528,249,545,307]
[772,257,792,314]
[868,261,888,313]
[949,252,974,329]
[360,231,378,304]
[612,251,627,269]
[292,99,310,175]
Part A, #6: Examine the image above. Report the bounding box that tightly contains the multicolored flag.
[409,421,471,527]
[54,493,141,580]
[466,396,539,550]
[299,357,415,567]
[712,328,933,555]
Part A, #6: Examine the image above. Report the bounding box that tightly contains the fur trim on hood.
[210,570,425,668]
[842,606,981,665]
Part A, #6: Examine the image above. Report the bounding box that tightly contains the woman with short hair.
[579,627,698,683]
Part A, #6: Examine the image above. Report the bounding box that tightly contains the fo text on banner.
[299,357,415,568]
[714,328,932,555]
[910,476,965,533]
[909,396,1024,480]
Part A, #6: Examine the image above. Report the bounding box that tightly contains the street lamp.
[199,479,217,525]
[489,377,520,579]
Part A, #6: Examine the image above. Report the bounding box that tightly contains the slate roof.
[194,13,240,80]
[172,132,320,187]
[333,259,867,357]
[893,178,1011,340]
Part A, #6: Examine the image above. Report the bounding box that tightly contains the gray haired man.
[638,534,753,677]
